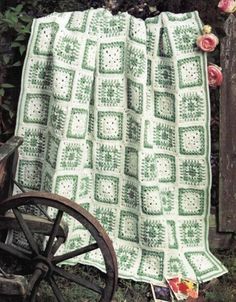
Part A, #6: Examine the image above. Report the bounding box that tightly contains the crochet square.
[75,74,94,104]
[29,61,52,90]
[55,175,78,201]
[42,172,53,192]
[94,206,117,236]
[119,210,139,242]
[84,140,93,168]
[166,12,192,21]
[180,159,206,186]
[53,66,75,101]
[78,176,91,198]
[117,246,139,271]
[167,257,186,276]
[100,14,126,37]
[126,113,141,144]
[141,153,158,181]
[157,27,173,58]
[180,220,203,247]
[178,56,203,88]
[146,29,155,56]
[157,154,176,183]
[97,78,124,107]
[154,123,176,152]
[141,186,162,215]
[126,45,146,78]
[22,128,45,158]
[144,120,153,148]
[60,142,82,169]
[97,111,123,140]
[167,220,178,248]
[138,250,164,280]
[56,35,80,64]
[45,133,60,169]
[184,252,219,278]
[66,11,89,32]
[88,111,94,134]
[127,79,143,114]
[124,147,139,179]
[122,180,139,209]
[147,59,152,85]
[23,94,50,125]
[140,219,165,248]
[82,39,97,71]
[179,188,205,216]
[173,26,199,54]
[179,126,205,155]
[33,22,59,56]
[94,174,119,204]
[160,189,175,214]
[129,17,146,44]
[99,41,125,74]
[18,160,42,190]
[95,143,121,172]
[154,91,175,122]
[179,92,205,122]
[67,108,88,139]
[155,62,175,88]
[49,104,67,136]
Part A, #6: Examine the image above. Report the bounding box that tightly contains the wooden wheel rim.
[0,191,118,302]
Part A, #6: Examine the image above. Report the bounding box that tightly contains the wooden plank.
[0,274,27,296]
[219,14,236,232]
[0,212,68,238]
[0,136,23,202]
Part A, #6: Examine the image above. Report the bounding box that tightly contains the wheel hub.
[33,255,53,278]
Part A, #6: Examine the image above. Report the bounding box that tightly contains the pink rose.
[196,34,219,52]
[208,64,223,88]
[218,0,236,13]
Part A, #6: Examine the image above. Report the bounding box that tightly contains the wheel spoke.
[51,237,65,257]
[53,243,98,264]
[48,276,65,302]
[13,208,39,255]
[0,241,31,261]
[45,210,63,257]
[27,268,43,296]
[53,266,103,295]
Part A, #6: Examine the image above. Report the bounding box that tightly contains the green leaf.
[14,4,23,13]
[0,89,5,97]
[15,34,26,41]
[0,103,11,111]
[21,22,32,33]
[20,15,33,23]
[11,41,21,48]
[9,14,18,24]
[19,45,26,55]
[0,83,15,88]
[3,55,10,64]
[12,61,22,67]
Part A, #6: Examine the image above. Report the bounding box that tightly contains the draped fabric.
[15,8,227,285]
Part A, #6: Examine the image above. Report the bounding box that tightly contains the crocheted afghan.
[15,8,227,285]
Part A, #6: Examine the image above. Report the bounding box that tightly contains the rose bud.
[196,33,219,52]
[202,25,212,34]
[218,0,236,13]
[208,64,223,88]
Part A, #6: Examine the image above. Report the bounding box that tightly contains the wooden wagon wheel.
[0,192,118,302]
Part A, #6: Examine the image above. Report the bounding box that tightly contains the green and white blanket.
[15,8,227,285]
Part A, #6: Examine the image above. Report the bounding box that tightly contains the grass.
[36,264,153,302]
[35,249,236,302]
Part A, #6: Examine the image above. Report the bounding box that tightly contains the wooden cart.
[0,136,118,302]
